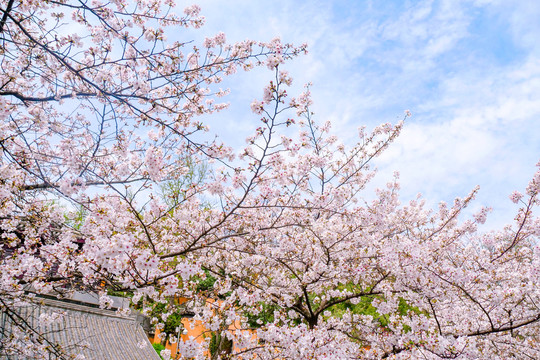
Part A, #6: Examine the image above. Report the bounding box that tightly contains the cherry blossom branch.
[491,194,534,262]
[0,0,14,33]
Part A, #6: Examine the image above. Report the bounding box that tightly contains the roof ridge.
[35,296,138,321]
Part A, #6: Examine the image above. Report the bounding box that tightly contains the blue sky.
[180,0,540,230]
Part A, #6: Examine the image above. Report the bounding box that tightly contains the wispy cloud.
[177,0,540,229]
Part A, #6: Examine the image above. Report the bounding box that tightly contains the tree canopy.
[0,1,539,359]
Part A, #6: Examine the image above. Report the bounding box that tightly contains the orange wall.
[154,317,208,358]
[153,298,256,358]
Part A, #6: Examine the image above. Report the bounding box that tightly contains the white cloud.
[173,0,540,229]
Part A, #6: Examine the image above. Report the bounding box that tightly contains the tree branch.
[0,0,15,33]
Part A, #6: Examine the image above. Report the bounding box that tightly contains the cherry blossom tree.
[1,1,539,360]
[0,0,304,358]
[182,77,540,359]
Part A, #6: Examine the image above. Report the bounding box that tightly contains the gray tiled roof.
[0,297,160,360]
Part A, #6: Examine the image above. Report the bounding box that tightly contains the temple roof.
[0,296,160,360]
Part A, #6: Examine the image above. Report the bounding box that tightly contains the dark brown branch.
[491,195,534,263]
[0,90,98,103]
[21,177,146,191]
[0,0,15,33]
[428,297,443,335]
[466,312,540,337]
